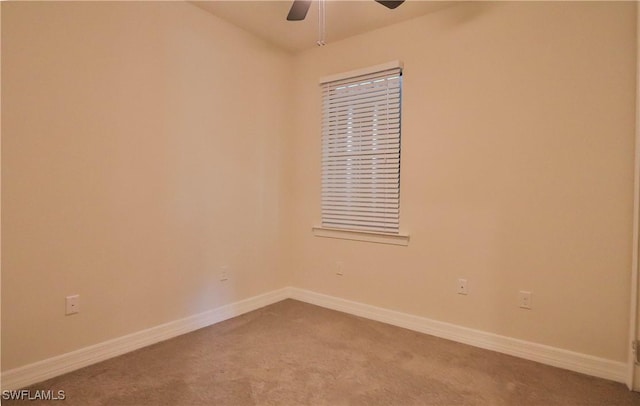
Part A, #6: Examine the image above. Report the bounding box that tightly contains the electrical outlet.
[519,291,532,309]
[219,266,229,282]
[65,294,80,315]
[457,278,468,295]
[336,261,344,276]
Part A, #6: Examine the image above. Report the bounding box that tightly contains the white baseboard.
[289,288,627,384]
[1,287,290,391]
[2,286,627,390]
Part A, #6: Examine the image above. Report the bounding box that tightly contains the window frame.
[313,61,409,245]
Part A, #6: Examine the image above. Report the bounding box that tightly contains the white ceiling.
[192,1,453,53]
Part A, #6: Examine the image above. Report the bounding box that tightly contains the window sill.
[312,227,409,246]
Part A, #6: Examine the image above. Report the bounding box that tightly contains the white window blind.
[321,65,402,234]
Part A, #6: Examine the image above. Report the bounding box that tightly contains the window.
[320,62,403,235]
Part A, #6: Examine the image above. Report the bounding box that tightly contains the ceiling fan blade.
[375,0,405,10]
[287,0,312,21]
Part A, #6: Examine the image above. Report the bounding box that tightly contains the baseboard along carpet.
[4,299,639,405]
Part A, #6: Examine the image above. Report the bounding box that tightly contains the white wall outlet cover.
[219,266,229,281]
[519,291,532,309]
[65,295,80,315]
[457,278,468,295]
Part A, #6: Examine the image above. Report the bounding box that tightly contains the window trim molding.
[312,226,409,246]
[319,60,404,85]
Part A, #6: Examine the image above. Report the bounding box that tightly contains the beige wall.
[289,2,637,362]
[1,2,292,370]
[1,0,637,374]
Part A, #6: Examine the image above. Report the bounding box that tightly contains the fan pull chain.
[317,0,326,46]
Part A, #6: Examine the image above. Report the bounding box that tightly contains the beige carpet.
[6,299,640,405]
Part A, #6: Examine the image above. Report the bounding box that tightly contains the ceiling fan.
[287,0,405,21]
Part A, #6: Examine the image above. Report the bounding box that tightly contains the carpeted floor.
[5,299,640,405]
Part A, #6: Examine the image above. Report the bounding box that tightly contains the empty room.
[2,0,640,404]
